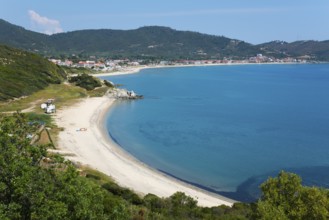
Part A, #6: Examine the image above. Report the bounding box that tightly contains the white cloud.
[28,10,63,35]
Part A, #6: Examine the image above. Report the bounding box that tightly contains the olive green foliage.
[258,40,329,61]
[102,182,143,205]
[253,171,329,220]
[0,44,66,101]
[61,66,98,75]
[0,113,109,219]
[141,193,252,220]
[69,73,102,90]
[103,80,115,88]
[0,19,49,53]
[25,112,52,126]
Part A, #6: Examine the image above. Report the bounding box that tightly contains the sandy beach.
[54,95,235,207]
[92,62,299,78]
[93,66,147,77]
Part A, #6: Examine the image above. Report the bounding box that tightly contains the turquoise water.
[101,64,329,201]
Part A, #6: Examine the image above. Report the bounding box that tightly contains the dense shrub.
[102,182,143,205]
[68,73,102,90]
[103,79,115,88]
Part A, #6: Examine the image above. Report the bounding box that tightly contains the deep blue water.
[101,64,329,201]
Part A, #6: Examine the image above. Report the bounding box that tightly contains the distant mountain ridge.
[0,19,328,60]
[49,26,259,59]
[0,19,49,52]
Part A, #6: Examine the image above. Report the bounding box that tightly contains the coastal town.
[49,54,312,72]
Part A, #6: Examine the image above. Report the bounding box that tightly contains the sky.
[0,0,328,44]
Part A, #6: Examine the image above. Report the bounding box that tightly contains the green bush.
[68,73,102,90]
[102,182,143,205]
[103,80,114,88]
[85,173,101,180]
[254,171,329,220]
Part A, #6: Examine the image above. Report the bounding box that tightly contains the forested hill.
[0,44,66,100]
[0,19,50,52]
[1,18,329,60]
[0,19,260,59]
[48,26,260,59]
[257,40,329,61]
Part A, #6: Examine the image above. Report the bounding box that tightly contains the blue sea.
[101,64,329,201]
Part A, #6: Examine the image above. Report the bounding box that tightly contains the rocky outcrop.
[108,88,143,100]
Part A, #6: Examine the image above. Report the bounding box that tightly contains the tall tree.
[254,171,329,220]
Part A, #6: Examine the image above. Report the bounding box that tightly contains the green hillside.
[49,26,260,59]
[0,19,50,52]
[0,44,66,100]
[0,19,262,59]
[258,40,329,61]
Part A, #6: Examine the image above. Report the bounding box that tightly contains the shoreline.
[55,96,235,207]
[63,62,316,206]
[61,62,303,206]
[93,61,311,78]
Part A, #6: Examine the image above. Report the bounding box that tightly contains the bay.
[101,64,329,201]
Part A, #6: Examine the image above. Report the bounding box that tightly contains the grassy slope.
[0,44,66,101]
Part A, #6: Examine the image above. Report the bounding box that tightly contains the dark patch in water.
[235,166,329,202]
[160,166,329,203]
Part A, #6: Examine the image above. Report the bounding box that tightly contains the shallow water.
[102,64,329,201]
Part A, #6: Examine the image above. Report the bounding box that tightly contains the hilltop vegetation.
[0,44,66,101]
[0,19,49,52]
[48,26,260,60]
[0,19,260,60]
[258,40,329,61]
[2,18,329,60]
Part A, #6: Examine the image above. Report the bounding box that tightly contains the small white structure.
[46,104,56,114]
[40,99,56,114]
